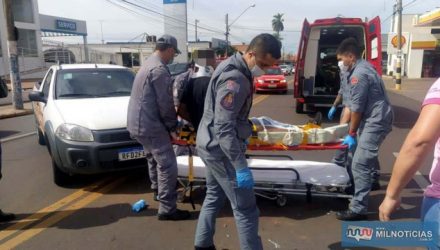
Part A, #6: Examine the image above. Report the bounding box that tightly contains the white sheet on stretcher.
[176,156,350,187]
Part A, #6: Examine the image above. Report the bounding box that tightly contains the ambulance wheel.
[295,100,304,114]
[275,195,287,207]
[177,190,186,203]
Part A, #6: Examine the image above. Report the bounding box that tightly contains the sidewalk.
[0,102,33,119]
[383,76,436,103]
[0,81,36,119]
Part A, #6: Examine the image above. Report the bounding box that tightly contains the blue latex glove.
[328,106,336,120]
[236,167,254,189]
[244,138,250,145]
[342,134,357,150]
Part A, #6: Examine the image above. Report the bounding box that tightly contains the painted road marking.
[0,178,110,242]
[1,131,37,143]
[393,152,430,189]
[0,93,269,247]
[0,177,127,249]
[253,95,268,106]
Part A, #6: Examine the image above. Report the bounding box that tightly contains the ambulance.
[293,17,382,113]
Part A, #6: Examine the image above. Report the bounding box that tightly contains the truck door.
[367,16,382,75]
[294,19,310,98]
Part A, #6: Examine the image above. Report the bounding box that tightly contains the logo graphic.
[342,221,438,248]
[346,226,374,242]
[391,35,406,48]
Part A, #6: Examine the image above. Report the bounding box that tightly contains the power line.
[233,25,300,33]
[119,0,225,35]
[105,0,165,26]
[133,0,227,35]
[382,0,420,23]
[104,0,204,36]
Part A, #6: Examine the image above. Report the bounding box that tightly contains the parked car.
[167,62,189,76]
[253,66,287,94]
[294,16,382,113]
[29,64,145,186]
[279,64,291,76]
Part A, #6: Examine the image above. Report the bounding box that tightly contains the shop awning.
[416,9,440,27]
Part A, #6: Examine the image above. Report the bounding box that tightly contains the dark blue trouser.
[195,150,262,250]
[349,130,389,214]
[138,133,177,215]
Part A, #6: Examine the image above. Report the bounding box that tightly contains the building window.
[12,0,34,23]
[17,29,38,57]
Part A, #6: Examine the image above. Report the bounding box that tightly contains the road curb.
[0,109,33,119]
[0,101,32,107]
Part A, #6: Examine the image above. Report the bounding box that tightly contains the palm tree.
[273,33,283,42]
[272,13,284,40]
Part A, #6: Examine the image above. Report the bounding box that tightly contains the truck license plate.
[118,147,147,161]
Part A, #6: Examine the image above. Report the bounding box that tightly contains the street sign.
[55,20,77,31]
[391,35,406,48]
[163,0,186,4]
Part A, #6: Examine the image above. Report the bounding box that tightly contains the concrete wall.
[407,48,424,78]
[188,42,211,53]
[43,43,155,66]
[0,0,44,77]
[388,14,438,78]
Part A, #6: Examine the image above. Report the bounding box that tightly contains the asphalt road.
[0,76,431,249]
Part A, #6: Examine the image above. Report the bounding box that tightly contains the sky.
[37,0,439,55]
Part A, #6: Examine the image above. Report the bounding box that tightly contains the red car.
[254,66,287,94]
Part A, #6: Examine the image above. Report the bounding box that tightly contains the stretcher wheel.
[177,190,186,203]
[275,195,287,207]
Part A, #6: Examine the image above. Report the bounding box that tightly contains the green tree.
[272,13,284,41]
[272,33,283,42]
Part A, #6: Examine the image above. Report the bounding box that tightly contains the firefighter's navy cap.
[157,34,181,54]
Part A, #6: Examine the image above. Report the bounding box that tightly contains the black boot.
[195,246,216,250]
[371,181,381,191]
[158,209,191,221]
[0,210,15,222]
[336,209,367,221]
[152,189,159,201]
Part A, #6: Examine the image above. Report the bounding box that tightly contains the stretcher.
[175,152,352,207]
[173,118,352,207]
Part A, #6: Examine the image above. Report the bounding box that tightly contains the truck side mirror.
[35,81,42,89]
[28,91,47,104]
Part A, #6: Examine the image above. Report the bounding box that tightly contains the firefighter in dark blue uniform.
[335,38,393,221]
[127,35,190,221]
[194,34,281,250]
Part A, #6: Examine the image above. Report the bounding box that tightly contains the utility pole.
[225,14,229,57]
[395,0,402,90]
[195,19,199,42]
[3,0,23,109]
[99,20,104,44]
[224,4,255,58]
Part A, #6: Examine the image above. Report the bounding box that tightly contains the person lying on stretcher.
[172,67,349,148]
[176,115,349,147]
